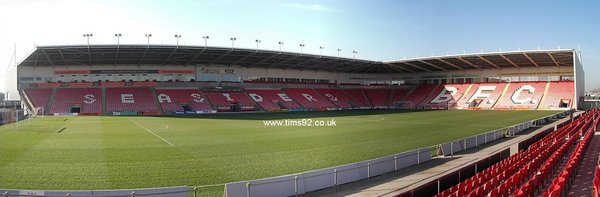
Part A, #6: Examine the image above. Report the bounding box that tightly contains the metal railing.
[225,110,571,197]
[0,111,572,197]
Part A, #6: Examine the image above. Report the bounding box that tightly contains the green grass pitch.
[0,110,558,195]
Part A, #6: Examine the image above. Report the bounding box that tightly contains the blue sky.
[1,0,599,98]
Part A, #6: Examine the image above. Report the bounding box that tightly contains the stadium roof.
[18,45,575,74]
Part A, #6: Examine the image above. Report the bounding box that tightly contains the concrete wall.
[574,51,585,109]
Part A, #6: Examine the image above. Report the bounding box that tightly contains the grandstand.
[9,44,591,197]
[16,45,583,115]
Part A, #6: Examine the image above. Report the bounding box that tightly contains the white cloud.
[284,3,337,12]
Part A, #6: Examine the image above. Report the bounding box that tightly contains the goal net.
[13,107,42,128]
[26,107,42,119]
[0,109,26,127]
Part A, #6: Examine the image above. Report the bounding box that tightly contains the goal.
[16,107,42,128]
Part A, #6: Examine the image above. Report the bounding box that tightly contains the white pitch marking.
[128,118,175,147]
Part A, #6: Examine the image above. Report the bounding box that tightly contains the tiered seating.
[419,83,470,109]
[283,88,337,110]
[23,88,52,111]
[314,88,369,109]
[155,89,212,113]
[344,89,371,107]
[400,84,438,108]
[49,88,102,114]
[31,81,577,115]
[494,81,547,110]
[246,89,301,111]
[364,89,392,108]
[436,108,600,197]
[389,88,410,107]
[106,87,159,113]
[594,142,600,197]
[540,81,574,109]
[204,92,257,112]
[455,83,508,109]
[537,116,595,196]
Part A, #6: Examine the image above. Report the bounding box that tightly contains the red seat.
[549,185,561,197]
[513,188,525,197]
[419,83,470,109]
[389,88,410,106]
[155,89,212,112]
[455,82,507,109]
[106,87,159,113]
[205,92,257,112]
[283,88,336,110]
[363,89,392,108]
[540,81,574,109]
[494,81,547,109]
[50,88,102,114]
[344,89,372,107]
[400,84,438,108]
[246,89,301,110]
[313,88,368,108]
[489,188,498,197]
[23,88,53,113]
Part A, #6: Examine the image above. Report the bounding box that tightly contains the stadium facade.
[15,45,584,115]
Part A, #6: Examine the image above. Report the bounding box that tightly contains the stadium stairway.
[303,110,582,197]
[314,88,367,109]
[151,87,165,114]
[389,88,411,107]
[344,89,372,108]
[419,83,470,109]
[105,87,160,113]
[155,89,214,113]
[205,92,258,112]
[364,89,392,108]
[241,89,265,111]
[196,90,216,112]
[434,110,598,197]
[494,81,548,110]
[400,83,438,108]
[101,87,107,114]
[387,89,396,107]
[416,84,444,108]
[541,81,575,110]
[23,88,53,114]
[246,89,302,111]
[19,89,35,113]
[27,81,578,115]
[49,88,102,114]
[360,89,373,107]
[456,83,508,109]
[283,88,337,110]
[567,133,600,196]
[45,88,57,114]
[538,81,552,109]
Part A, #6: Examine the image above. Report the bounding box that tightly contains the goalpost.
[15,107,41,129]
[26,107,42,118]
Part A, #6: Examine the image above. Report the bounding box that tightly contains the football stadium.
[1,1,600,197]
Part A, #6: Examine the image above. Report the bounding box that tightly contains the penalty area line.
[128,118,175,147]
